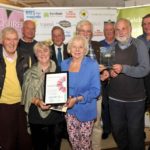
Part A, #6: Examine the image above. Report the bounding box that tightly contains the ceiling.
[5,0,126,7]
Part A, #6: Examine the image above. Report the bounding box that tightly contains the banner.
[24,7,117,43]
[117,5,150,37]
[0,4,23,39]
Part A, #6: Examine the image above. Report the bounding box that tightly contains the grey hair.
[33,41,51,56]
[1,27,18,41]
[76,20,93,34]
[67,35,89,55]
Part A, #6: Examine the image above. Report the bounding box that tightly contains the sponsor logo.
[59,20,71,28]
[25,10,41,19]
[93,29,103,36]
[65,11,76,18]
[64,30,72,38]
[80,9,88,19]
[49,12,63,17]
[40,22,54,28]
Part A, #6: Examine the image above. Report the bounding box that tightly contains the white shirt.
[54,45,64,60]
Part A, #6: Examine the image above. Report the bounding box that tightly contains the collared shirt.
[3,48,17,62]
[88,44,96,60]
[54,45,64,60]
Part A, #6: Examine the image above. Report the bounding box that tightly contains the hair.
[67,35,89,55]
[115,18,132,29]
[142,13,150,26]
[23,20,36,28]
[51,26,64,35]
[33,41,51,56]
[76,20,93,33]
[1,27,18,41]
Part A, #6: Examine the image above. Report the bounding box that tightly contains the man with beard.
[109,18,150,150]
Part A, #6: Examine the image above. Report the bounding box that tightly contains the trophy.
[100,46,115,70]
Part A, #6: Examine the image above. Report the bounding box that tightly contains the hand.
[66,96,77,108]
[101,70,109,81]
[32,98,51,110]
[112,64,123,74]
[110,69,118,78]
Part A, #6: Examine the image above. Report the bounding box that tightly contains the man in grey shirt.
[109,18,149,150]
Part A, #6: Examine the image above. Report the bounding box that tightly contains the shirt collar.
[3,48,17,62]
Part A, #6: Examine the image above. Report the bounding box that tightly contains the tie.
[57,47,62,66]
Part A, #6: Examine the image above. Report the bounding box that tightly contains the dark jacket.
[50,44,70,72]
[0,45,30,97]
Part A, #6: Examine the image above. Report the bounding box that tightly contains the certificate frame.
[44,71,69,105]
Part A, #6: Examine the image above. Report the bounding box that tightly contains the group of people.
[0,13,150,150]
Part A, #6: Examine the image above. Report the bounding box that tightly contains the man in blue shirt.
[99,20,116,139]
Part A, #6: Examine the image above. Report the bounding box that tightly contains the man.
[50,26,70,140]
[0,27,31,150]
[138,14,150,106]
[76,20,105,150]
[99,20,116,139]
[109,18,150,150]
[51,26,70,72]
[18,20,37,65]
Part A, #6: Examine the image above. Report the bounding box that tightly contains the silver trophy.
[100,46,115,69]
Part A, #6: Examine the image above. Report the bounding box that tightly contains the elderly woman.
[21,41,65,150]
[61,35,101,150]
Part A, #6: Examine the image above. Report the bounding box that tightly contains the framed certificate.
[44,72,69,104]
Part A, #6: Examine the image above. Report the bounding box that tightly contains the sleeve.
[21,70,34,114]
[122,39,150,78]
[78,61,101,103]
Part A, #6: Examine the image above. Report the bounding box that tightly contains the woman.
[61,35,101,150]
[21,41,65,150]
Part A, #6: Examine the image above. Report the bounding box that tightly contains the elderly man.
[18,20,37,65]
[99,20,116,139]
[109,18,150,150]
[76,20,109,150]
[51,26,70,72]
[0,27,31,150]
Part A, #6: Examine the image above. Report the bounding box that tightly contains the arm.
[77,61,101,104]
[111,39,150,78]
[122,39,150,78]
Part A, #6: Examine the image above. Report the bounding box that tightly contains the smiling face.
[104,23,115,42]
[68,36,87,60]
[52,28,65,47]
[35,46,50,65]
[23,20,36,42]
[2,29,19,56]
[76,21,93,43]
[115,19,132,43]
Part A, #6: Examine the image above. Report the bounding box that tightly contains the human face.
[23,21,36,42]
[142,17,150,36]
[2,32,18,56]
[115,20,131,43]
[52,29,65,46]
[36,47,50,64]
[104,23,115,41]
[70,39,86,60]
[77,24,93,42]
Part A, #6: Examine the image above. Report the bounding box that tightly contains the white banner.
[24,7,117,43]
